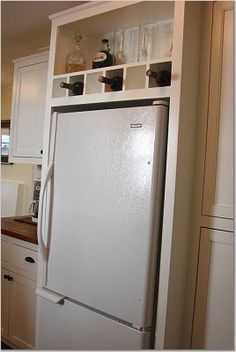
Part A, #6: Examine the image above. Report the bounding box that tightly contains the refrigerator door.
[45,105,168,328]
[36,297,151,350]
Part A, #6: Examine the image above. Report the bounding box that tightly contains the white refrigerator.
[36,101,168,350]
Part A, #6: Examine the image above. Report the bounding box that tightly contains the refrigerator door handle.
[36,287,65,304]
[37,162,54,262]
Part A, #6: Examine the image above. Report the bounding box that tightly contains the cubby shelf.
[52,59,172,102]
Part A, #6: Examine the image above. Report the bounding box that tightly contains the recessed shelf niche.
[52,77,67,98]
[105,68,123,92]
[148,61,172,88]
[126,65,147,90]
[69,75,84,96]
[53,2,174,76]
[86,71,103,95]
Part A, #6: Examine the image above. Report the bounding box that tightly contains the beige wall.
[2,164,34,214]
[1,85,34,215]
[1,85,13,118]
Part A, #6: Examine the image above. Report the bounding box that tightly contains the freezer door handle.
[37,162,54,262]
[36,287,65,304]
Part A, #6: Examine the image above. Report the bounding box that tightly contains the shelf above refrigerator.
[52,60,172,103]
[50,86,171,108]
[53,2,174,76]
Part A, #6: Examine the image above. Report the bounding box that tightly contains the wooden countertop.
[1,216,38,244]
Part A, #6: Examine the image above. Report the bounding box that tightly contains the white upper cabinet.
[9,52,48,164]
[202,2,233,219]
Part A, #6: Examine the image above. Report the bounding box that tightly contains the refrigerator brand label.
[130,123,142,128]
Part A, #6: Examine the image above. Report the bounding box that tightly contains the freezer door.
[45,105,168,328]
[36,297,151,350]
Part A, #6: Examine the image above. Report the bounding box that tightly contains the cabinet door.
[10,60,48,163]
[202,2,233,219]
[8,273,36,349]
[192,229,234,349]
[1,268,10,340]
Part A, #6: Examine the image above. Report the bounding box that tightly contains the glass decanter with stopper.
[65,33,86,73]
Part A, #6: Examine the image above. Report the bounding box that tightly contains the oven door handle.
[37,162,54,262]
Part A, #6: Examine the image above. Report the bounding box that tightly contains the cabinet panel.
[202,2,233,219]
[192,228,234,349]
[8,273,36,349]
[1,268,10,340]
[1,238,10,268]
[10,55,48,163]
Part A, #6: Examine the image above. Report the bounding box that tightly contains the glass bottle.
[113,29,125,65]
[92,39,113,69]
[98,75,123,91]
[139,24,152,61]
[146,69,171,86]
[65,33,86,73]
[60,81,84,95]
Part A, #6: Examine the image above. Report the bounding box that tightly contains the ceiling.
[1,1,84,88]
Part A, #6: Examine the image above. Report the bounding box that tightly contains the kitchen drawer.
[10,243,38,280]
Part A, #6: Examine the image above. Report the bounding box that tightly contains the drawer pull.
[25,256,35,263]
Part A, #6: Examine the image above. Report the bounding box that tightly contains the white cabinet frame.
[39,1,203,349]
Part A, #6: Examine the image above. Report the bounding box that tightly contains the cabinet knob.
[40,149,43,155]
[3,274,8,280]
[25,256,35,263]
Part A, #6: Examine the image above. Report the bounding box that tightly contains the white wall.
[1,86,34,215]
[1,86,13,118]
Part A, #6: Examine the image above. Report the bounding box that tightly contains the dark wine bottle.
[92,39,113,69]
[60,81,83,95]
[98,75,123,91]
[146,69,171,87]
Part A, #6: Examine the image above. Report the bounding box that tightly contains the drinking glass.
[113,28,125,65]
[123,26,139,64]
[152,19,174,59]
[138,22,153,61]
